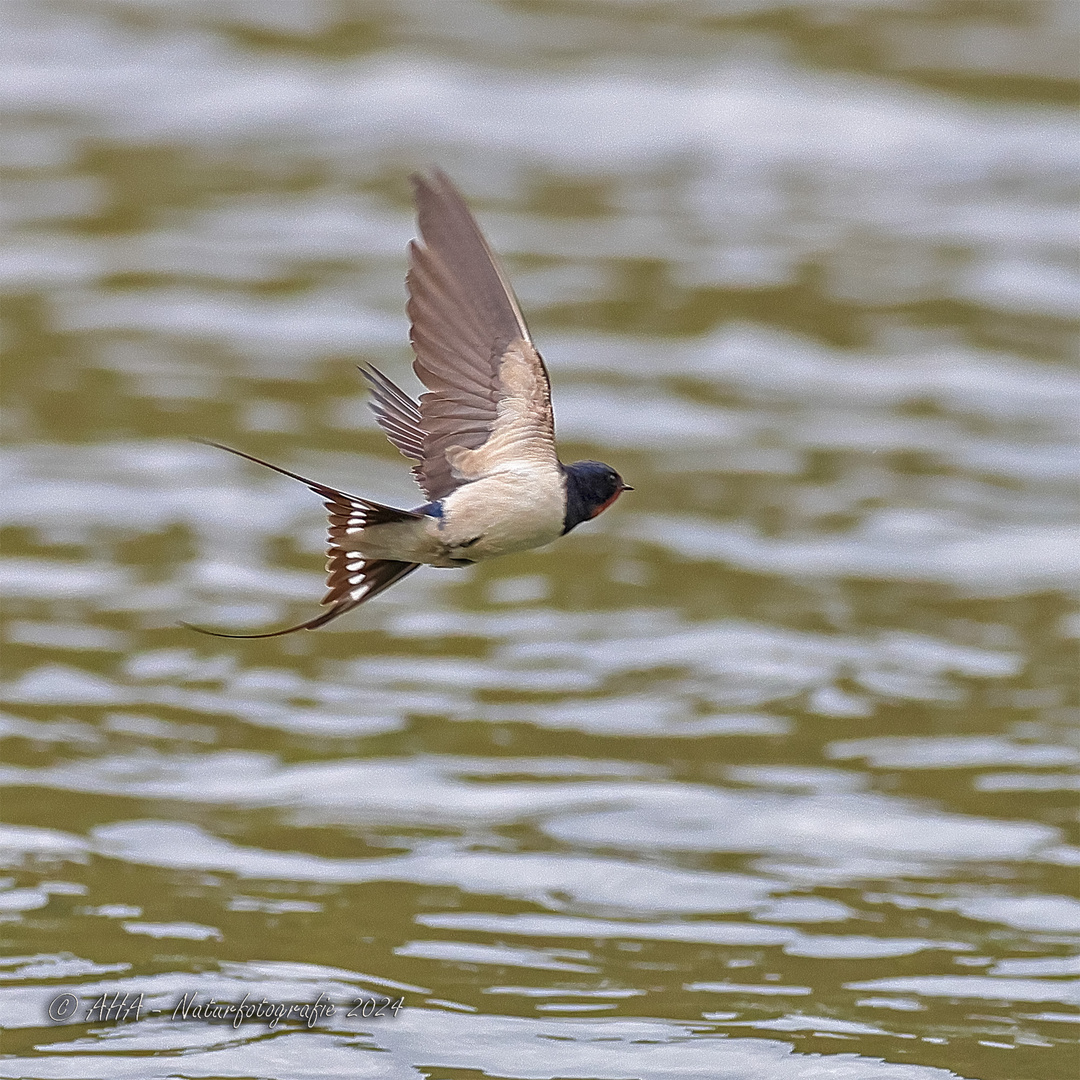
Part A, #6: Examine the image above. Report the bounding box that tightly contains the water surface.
[1,2,1078,1078]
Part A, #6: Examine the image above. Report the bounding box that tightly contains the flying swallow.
[186,169,631,638]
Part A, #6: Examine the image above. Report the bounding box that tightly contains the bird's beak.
[621,484,633,492]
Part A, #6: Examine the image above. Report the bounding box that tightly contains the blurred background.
[1,2,1078,1078]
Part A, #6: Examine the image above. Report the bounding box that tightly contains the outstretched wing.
[182,441,420,638]
[360,362,425,465]
[405,169,558,501]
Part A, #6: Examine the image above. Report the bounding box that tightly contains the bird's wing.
[360,363,425,464]
[182,441,421,637]
[406,169,558,501]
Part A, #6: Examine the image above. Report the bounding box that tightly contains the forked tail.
[183,440,421,637]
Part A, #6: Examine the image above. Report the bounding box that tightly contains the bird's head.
[561,460,632,534]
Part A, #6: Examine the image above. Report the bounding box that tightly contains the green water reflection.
[1,3,1077,1079]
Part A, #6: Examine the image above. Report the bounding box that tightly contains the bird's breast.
[437,466,565,561]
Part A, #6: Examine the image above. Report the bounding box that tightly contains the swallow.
[185,170,631,638]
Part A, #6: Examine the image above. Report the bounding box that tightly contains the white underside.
[342,466,566,567]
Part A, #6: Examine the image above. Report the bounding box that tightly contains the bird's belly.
[438,469,565,561]
[343,470,565,568]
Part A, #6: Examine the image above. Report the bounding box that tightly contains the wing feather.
[360,364,425,463]
[406,170,556,500]
[366,366,422,422]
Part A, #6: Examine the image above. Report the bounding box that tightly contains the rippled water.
[2,2,1078,1078]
